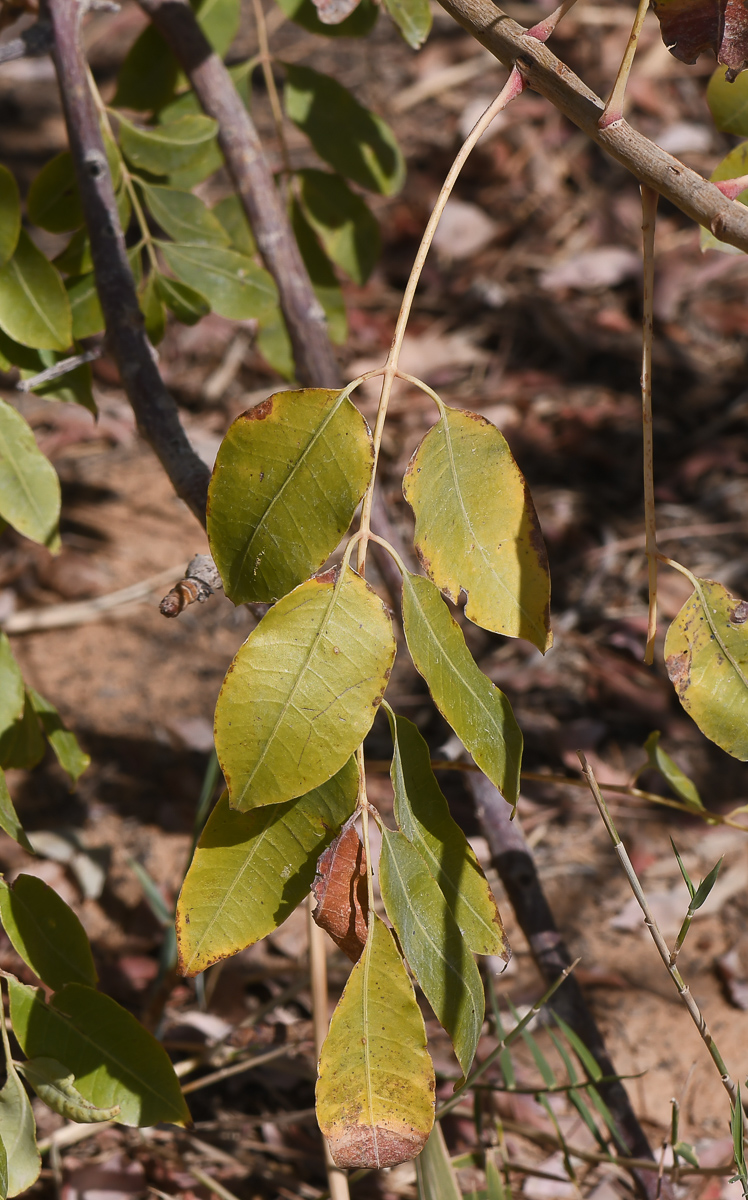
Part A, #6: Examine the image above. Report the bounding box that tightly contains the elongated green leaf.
[160,242,277,319]
[284,65,404,196]
[382,0,431,47]
[197,0,242,55]
[54,228,92,276]
[0,399,60,547]
[380,826,484,1075]
[0,232,71,352]
[0,635,23,739]
[177,759,358,975]
[208,389,374,604]
[641,731,703,809]
[0,695,45,772]
[27,153,83,234]
[257,308,294,379]
[292,201,347,344]
[317,914,435,1167]
[707,65,748,135]
[485,1149,506,1200]
[276,0,378,34]
[297,169,380,285]
[8,979,191,1127]
[0,874,97,991]
[0,770,33,853]
[401,572,522,804]
[403,407,551,653]
[118,113,218,176]
[665,578,748,759]
[141,183,230,246]
[213,194,256,256]
[113,25,181,111]
[66,274,104,340]
[0,167,20,269]
[387,711,507,956]
[0,1132,6,1200]
[155,274,210,324]
[17,1058,120,1123]
[216,566,395,810]
[28,688,89,783]
[416,1122,462,1200]
[0,1052,39,1197]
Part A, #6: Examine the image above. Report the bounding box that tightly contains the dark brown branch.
[136,0,340,390]
[469,772,664,1200]
[437,0,748,255]
[45,0,211,525]
[0,19,54,64]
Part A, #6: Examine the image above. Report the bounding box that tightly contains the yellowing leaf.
[316,914,435,1167]
[177,760,358,976]
[380,827,484,1075]
[208,389,373,604]
[401,572,522,805]
[665,578,748,760]
[215,567,395,810]
[387,711,507,957]
[403,408,551,653]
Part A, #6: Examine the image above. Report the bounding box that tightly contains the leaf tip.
[326,1121,432,1168]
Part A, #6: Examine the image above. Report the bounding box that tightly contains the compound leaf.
[401,572,522,805]
[387,711,507,957]
[160,242,277,319]
[215,567,395,809]
[0,167,20,269]
[16,1058,120,1123]
[0,399,60,547]
[403,407,551,653]
[317,914,435,1167]
[665,578,748,760]
[0,874,96,991]
[141,182,230,246]
[296,169,380,285]
[176,759,358,975]
[208,388,373,604]
[0,232,71,352]
[8,979,191,1128]
[380,826,484,1076]
[284,64,404,196]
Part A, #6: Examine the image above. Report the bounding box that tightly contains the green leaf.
[118,113,218,176]
[386,711,507,956]
[0,1051,39,1197]
[27,688,90,784]
[316,913,435,1167]
[0,167,20,269]
[177,759,358,975]
[275,0,378,36]
[671,837,696,899]
[416,1122,462,1200]
[296,169,380,285]
[0,770,33,853]
[160,241,277,319]
[139,274,165,345]
[0,874,97,991]
[664,577,748,759]
[215,566,395,809]
[701,143,748,255]
[0,1132,6,1200]
[382,0,431,47]
[54,228,93,276]
[0,231,72,351]
[197,0,242,55]
[141,182,230,246]
[485,1150,506,1200]
[256,308,294,378]
[8,978,191,1128]
[690,858,723,911]
[16,1058,121,1123]
[113,25,181,112]
[403,407,552,653]
[213,194,256,256]
[707,66,748,135]
[155,273,210,324]
[26,153,83,234]
[641,731,703,809]
[380,826,484,1075]
[291,200,347,343]
[66,274,105,340]
[401,571,522,805]
[208,388,374,604]
[284,64,405,196]
[0,399,60,547]
[0,634,24,739]
[0,694,45,772]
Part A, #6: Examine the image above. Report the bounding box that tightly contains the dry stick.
[307,897,350,1200]
[45,0,211,526]
[137,0,339,390]
[578,752,739,1110]
[434,0,748,254]
[641,186,659,665]
[600,0,651,127]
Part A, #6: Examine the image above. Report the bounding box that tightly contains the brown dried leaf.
[651,0,748,80]
[312,820,369,962]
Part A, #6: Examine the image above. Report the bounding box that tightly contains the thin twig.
[641,186,659,665]
[600,0,650,127]
[2,566,186,634]
[0,19,54,63]
[15,347,102,391]
[181,1042,304,1095]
